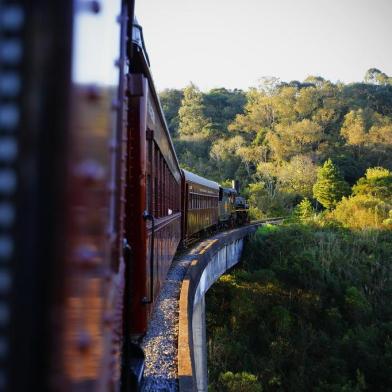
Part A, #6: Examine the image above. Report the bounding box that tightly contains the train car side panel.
[182,170,219,242]
[127,73,181,336]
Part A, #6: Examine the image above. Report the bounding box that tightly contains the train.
[0,1,248,391]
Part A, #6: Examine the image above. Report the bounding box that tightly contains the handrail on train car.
[142,210,155,304]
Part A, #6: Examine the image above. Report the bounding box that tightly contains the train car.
[127,21,182,337]
[181,169,220,244]
[1,1,136,391]
[218,187,237,226]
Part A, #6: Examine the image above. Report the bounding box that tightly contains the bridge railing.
[178,224,261,391]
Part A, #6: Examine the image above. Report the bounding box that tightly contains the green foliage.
[217,371,262,392]
[364,68,392,86]
[178,83,211,138]
[207,225,392,391]
[330,194,391,230]
[203,88,246,138]
[313,159,350,209]
[160,71,392,205]
[328,167,392,229]
[246,182,293,217]
[295,197,314,222]
[267,119,323,161]
[352,167,392,200]
[159,88,183,136]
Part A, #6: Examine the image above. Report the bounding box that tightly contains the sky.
[135,0,392,91]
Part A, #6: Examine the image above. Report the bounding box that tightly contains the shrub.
[219,371,263,392]
[331,194,391,229]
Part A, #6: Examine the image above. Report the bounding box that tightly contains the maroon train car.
[2,1,141,391]
[181,169,220,243]
[127,24,182,336]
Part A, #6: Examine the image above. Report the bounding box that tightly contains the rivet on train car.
[88,1,101,14]
[0,74,21,97]
[0,138,18,162]
[0,40,22,64]
[77,331,92,352]
[0,105,19,130]
[1,6,24,31]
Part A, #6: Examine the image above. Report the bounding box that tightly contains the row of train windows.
[188,193,218,210]
[146,142,180,219]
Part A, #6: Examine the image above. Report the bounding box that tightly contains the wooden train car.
[1,1,132,390]
[181,169,220,243]
[127,23,182,336]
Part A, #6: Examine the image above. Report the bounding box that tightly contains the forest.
[160,68,392,391]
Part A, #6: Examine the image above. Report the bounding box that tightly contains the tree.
[159,88,183,136]
[331,194,390,229]
[313,159,350,209]
[340,109,368,145]
[296,197,314,222]
[228,88,276,140]
[267,119,323,161]
[178,83,211,138]
[203,88,246,137]
[219,371,262,392]
[364,68,391,86]
[352,167,392,200]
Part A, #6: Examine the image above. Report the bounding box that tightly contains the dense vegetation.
[206,224,392,391]
[160,68,392,391]
[160,68,392,218]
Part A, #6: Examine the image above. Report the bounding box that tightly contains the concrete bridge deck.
[177,224,261,392]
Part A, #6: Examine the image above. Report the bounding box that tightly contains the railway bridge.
[140,220,281,392]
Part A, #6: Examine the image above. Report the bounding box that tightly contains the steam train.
[0,1,248,391]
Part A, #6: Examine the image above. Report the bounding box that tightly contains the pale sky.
[136,0,392,91]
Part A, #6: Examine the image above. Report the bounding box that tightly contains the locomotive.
[0,1,248,391]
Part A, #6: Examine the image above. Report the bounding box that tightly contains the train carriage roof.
[182,169,220,191]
